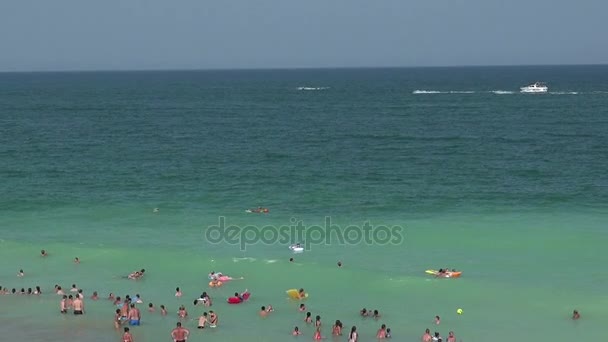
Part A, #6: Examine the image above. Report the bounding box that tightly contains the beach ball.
[456,308,463,315]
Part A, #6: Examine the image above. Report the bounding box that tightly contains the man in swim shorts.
[171,322,190,342]
[128,303,141,325]
[72,296,84,315]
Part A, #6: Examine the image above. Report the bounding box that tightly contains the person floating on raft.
[208,271,243,283]
[426,268,462,278]
[227,289,251,304]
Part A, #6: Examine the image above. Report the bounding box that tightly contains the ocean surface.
[0,66,607,341]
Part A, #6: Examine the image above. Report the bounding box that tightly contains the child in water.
[313,327,322,340]
[292,326,302,335]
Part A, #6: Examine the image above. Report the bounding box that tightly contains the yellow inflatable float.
[209,280,223,287]
[286,288,308,300]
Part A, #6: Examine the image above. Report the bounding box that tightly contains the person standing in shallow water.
[171,322,189,342]
[348,326,358,342]
[123,327,134,342]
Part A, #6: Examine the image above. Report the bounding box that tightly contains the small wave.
[264,259,278,264]
[297,87,329,91]
[491,90,514,95]
[550,91,578,95]
[592,91,608,94]
[232,257,256,263]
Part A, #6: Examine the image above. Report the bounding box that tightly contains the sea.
[0,65,607,342]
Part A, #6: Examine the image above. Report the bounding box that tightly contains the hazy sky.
[0,0,606,71]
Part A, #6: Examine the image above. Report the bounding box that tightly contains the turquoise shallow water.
[1,66,607,341]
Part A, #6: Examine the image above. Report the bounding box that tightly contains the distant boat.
[520,82,548,93]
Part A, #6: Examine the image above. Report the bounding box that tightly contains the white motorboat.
[520,82,548,93]
[289,244,304,252]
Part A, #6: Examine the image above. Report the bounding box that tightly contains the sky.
[0,0,606,71]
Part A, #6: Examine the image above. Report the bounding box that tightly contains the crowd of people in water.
[3,248,583,341]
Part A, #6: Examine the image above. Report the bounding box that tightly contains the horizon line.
[0,62,607,74]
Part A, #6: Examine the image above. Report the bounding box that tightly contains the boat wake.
[412,89,587,95]
[412,90,474,94]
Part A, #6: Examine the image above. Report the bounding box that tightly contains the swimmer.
[177,305,188,318]
[299,303,306,312]
[134,294,143,303]
[148,303,155,312]
[56,286,65,295]
[27,288,32,295]
[376,324,387,339]
[298,288,306,298]
[422,328,432,342]
[313,327,322,340]
[90,291,99,300]
[304,312,312,323]
[70,284,78,292]
[337,261,343,267]
[289,257,294,262]
[123,327,133,342]
[171,322,190,342]
[72,296,84,315]
[128,304,141,325]
[348,326,358,342]
[74,257,80,264]
[447,331,455,342]
[432,332,441,342]
[359,308,368,316]
[41,250,48,257]
[114,309,123,329]
[260,306,269,317]
[572,310,580,320]
[315,315,322,328]
[17,269,24,277]
[160,305,167,315]
[292,326,302,336]
[332,320,342,335]
[60,295,68,314]
[175,287,182,297]
[108,293,115,301]
[372,309,381,318]
[434,315,440,325]
[386,328,392,338]
[208,310,218,327]
[120,299,129,319]
[127,269,145,280]
[198,312,208,329]
[153,208,159,213]
[34,286,41,295]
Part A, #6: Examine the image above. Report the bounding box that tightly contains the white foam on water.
[412,90,443,94]
[232,257,256,263]
[297,87,329,91]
